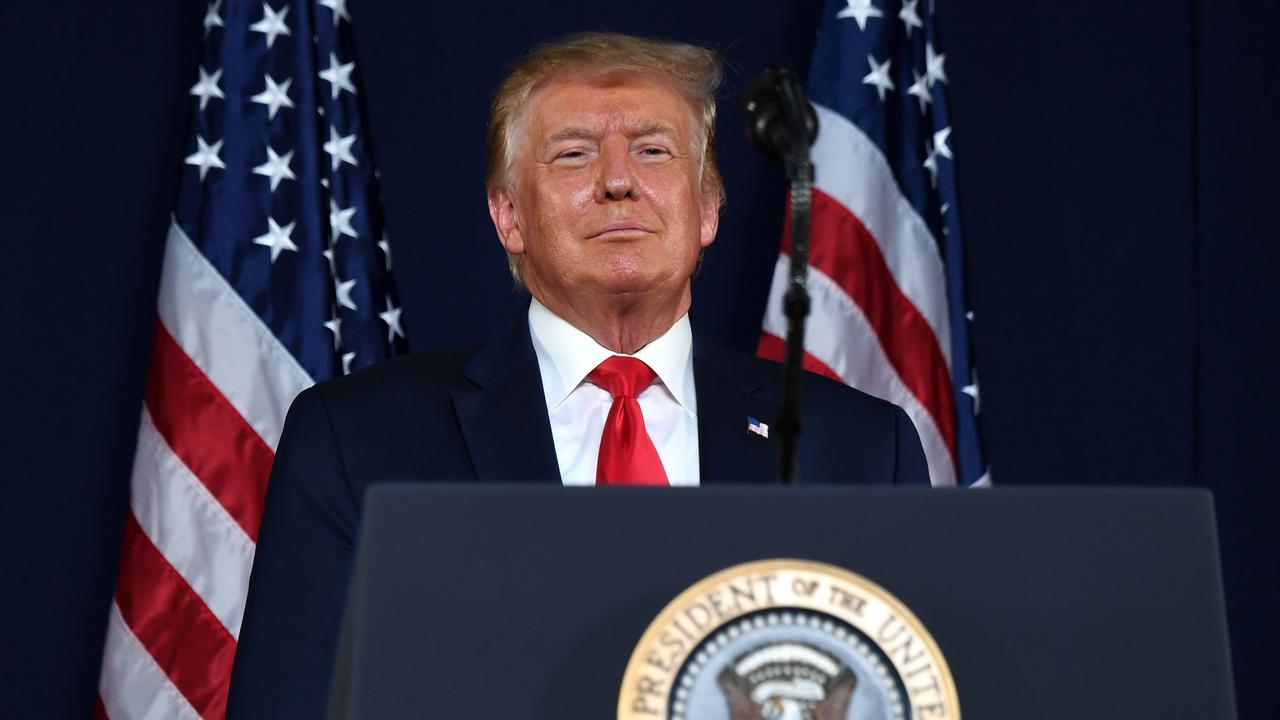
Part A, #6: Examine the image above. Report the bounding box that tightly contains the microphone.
[741,66,818,163]
[741,66,819,486]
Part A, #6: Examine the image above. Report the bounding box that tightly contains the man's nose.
[595,140,636,202]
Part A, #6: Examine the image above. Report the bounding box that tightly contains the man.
[227,32,927,717]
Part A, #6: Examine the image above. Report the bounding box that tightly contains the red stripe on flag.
[93,693,108,720]
[144,319,273,541]
[114,512,235,720]
[756,332,845,383]
[781,190,957,455]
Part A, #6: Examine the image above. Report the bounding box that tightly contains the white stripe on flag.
[811,103,952,369]
[157,218,314,451]
[130,405,256,639]
[762,258,957,486]
[98,601,201,720]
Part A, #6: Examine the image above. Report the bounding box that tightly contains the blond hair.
[486,32,726,285]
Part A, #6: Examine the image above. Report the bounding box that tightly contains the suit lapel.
[451,313,561,483]
[450,318,778,485]
[694,334,778,486]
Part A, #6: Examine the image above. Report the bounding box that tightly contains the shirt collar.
[527,297,695,415]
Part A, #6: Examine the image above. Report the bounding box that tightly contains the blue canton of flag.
[178,0,407,380]
[760,0,988,486]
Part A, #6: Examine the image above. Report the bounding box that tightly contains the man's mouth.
[589,221,651,239]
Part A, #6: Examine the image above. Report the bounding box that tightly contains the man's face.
[488,74,720,313]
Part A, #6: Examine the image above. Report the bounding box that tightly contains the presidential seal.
[618,559,959,720]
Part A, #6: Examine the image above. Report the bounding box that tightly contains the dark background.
[2,0,1275,717]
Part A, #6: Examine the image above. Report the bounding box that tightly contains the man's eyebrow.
[542,121,678,148]
[628,120,677,139]
[544,127,599,145]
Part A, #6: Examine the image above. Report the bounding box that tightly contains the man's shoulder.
[298,345,484,412]
[285,309,539,432]
[696,336,901,418]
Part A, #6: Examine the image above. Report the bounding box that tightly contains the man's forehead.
[526,74,693,136]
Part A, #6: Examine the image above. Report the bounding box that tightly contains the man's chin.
[529,268,688,308]
[591,276,663,298]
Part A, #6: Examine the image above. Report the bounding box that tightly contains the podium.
[326,485,1236,719]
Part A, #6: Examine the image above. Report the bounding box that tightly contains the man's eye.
[557,150,586,159]
[639,147,670,157]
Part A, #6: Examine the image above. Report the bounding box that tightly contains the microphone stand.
[741,67,818,486]
[777,144,813,486]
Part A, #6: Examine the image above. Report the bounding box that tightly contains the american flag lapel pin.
[747,417,769,439]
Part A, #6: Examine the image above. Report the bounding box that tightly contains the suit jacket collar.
[450,313,562,482]
[451,307,780,485]
[692,332,780,486]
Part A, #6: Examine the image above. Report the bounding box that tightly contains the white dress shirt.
[527,298,700,486]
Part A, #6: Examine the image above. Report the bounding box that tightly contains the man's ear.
[487,185,525,255]
[699,190,721,249]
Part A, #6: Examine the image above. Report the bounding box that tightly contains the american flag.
[96,0,407,717]
[758,0,988,487]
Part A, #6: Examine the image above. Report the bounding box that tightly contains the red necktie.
[588,356,670,486]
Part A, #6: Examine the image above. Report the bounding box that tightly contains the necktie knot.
[588,356,657,399]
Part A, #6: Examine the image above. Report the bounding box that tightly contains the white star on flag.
[907,69,932,114]
[203,0,223,37]
[323,311,343,350]
[251,74,294,119]
[335,278,358,311]
[318,0,351,27]
[184,135,225,181]
[962,375,981,414]
[252,146,296,191]
[926,43,948,87]
[923,141,939,187]
[378,295,405,342]
[252,217,299,262]
[329,199,358,242]
[342,351,356,375]
[899,0,923,36]
[862,55,895,101]
[377,234,392,270]
[318,52,357,100]
[836,0,883,31]
[249,3,291,48]
[324,126,358,172]
[933,126,953,159]
[189,66,224,111]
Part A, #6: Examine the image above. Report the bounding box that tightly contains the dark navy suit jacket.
[226,314,928,719]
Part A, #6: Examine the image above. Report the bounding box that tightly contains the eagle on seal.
[716,641,858,720]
